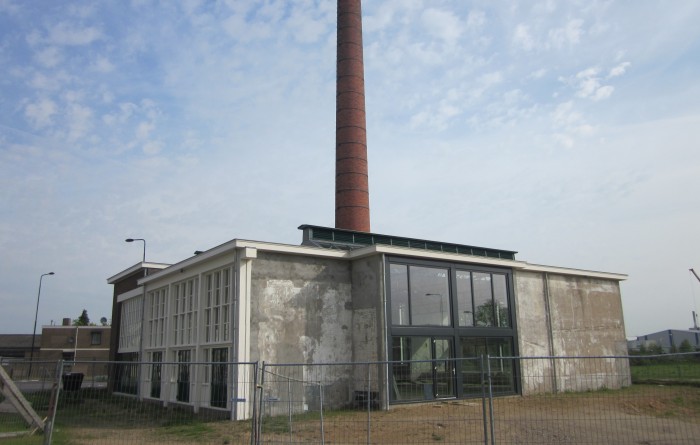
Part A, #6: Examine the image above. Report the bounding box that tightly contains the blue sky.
[1,0,699,337]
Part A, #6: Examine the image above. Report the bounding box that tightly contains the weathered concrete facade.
[515,270,629,393]
[250,252,354,365]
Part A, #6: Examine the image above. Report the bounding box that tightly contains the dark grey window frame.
[386,256,520,402]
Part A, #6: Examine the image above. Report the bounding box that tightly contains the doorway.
[391,336,455,401]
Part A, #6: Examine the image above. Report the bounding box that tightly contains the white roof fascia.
[139,239,350,285]
[107,262,169,284]
[116,287,143,303]
[518,263,627,281]
[137,237,627,285]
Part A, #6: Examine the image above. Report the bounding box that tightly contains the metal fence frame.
[2,353,700,444]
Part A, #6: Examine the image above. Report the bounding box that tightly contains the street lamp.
[125,238,146,263]
[29,272,54,377]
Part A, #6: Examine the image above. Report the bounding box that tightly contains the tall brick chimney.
[335,0,370,232]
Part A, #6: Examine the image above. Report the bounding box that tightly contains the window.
[150,351,162,399]
[147,287,167,348]
[390,264,450,326]
[91,332,102,345]
[204,268,232,343]
[119,297,143,351]
[172,278,198,346]
[389,262,512,329]
[387,258,517,402]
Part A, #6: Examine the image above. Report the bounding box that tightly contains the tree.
[679,339,694,353]
[73,309,90,326]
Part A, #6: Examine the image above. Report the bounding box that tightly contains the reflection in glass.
[390,264,409,325]
[492,274,510,327]
[460,337,514,395]
[391,336,455,401]
[472,272,493,327]
[457,271,474,326]
[391,336,431,401]
[410,266,450,326]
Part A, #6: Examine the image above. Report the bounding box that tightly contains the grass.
[631,362,700,384]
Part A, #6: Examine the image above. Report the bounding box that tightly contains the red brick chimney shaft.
[336,0,370,232]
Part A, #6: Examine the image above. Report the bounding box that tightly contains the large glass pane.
[487,338,514,395]
[434,339,455,398]
[456,271,474,326]
[460,338,487,396]
[472,273,493,327]
[460,337,515,396]
[391,336,432,401]
[390,264,409,325]
[493,274,510,327]
[410,266,450,326]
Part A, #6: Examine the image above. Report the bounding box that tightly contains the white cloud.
[48,22,102,46]
[34,46,63,67]
[547,19,584,48]
[608,62,631,78]
[529,68,547,79]
[563,66,618,101]
[66,103,93,140]
[24,98,57,128]
[466,10,486,29]
[92,55,114,73]
[142,140,163,155]
[513,24,535,51]
[136,121,155,139]
[421,8,463,44]
[592,85,614,101]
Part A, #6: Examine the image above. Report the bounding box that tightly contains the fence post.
[366,363,371,445]
[43,360,63,445]
[487,355,495,445]
[256,362,266,445]
[319,381,325,445]
[287,377,292,443]
[250,362,260,445]
[479,355,488,445]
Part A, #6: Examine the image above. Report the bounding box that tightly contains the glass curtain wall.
[388,258,517,402]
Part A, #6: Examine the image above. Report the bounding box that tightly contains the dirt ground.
[13,385,700,444]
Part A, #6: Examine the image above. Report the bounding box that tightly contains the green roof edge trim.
[298,224,517,260]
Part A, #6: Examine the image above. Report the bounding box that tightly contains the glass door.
[391,336,455,401]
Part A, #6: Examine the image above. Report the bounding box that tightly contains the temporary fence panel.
[3,354,700,444]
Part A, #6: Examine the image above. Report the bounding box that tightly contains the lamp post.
[29,272,54,377]
[125,238,146,263]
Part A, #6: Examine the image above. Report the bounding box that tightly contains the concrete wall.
[350,255,384,363]
[250,252,355,413]
[250,252,353,364]
[515,271,630,393]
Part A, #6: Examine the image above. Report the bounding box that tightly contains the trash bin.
[62,372,84,392]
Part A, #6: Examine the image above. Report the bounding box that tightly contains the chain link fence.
[2,354,700,444]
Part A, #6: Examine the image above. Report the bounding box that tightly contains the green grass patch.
[631,362,700,384]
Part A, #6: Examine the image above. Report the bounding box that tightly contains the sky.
[1,0,699,338]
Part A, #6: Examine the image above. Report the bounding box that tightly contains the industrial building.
[107,0,628,417]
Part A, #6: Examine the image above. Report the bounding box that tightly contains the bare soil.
[18,385,700,444]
